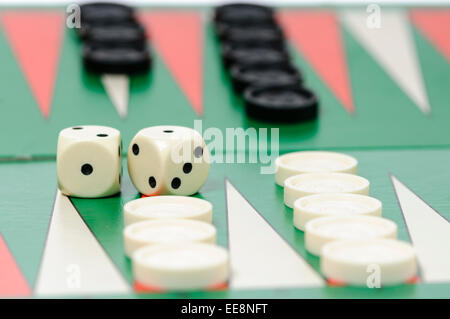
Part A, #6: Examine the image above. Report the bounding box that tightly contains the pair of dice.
[57,125,210,198]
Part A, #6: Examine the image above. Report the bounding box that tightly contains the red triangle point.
[139,11,203,115]
[278,10,354,113]
[410,9,450,63]
[1,11,65,118]
[0,235,31,297]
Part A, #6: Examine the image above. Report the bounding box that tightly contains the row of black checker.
[74,2,151,75]
[213,3,319,123]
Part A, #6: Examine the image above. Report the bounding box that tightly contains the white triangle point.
[35,191,131,296]
[101,74,129,119]
[391,174,450,283]
[225,180,324,289]
[341,9,431,114]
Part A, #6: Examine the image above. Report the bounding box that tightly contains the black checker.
[230,64,303,94]
[83,22,147,49]
[221,43,290,69]
[82,42,151,75]
[220,25,284,47]
[244,85,319,123]
[214,3,274,26]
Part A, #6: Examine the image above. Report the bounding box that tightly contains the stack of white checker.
[276,151,417,287]
[123,196,229,291]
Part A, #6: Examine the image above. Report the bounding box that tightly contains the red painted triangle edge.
[1,11,65,119]
[278,10,355,114]
[139,11,203,115]
[0,234,31,297]
[410,9,450,64]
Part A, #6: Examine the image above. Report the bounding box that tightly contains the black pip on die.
[127,126,210,196]
[57,125,122,198]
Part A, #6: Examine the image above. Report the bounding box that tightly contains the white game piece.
[123,196,213,226]
[132,243,229,291]
[275,151,358,186]
[123,219,217,257]
[127,126,210,196]
[321,239,417,286]
[305,216,397,256]
[57,125,122,198]
[293,193,382,231]
[284,173,370,208]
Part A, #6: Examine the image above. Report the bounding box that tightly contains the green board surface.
[0,5,449,299]
[1,148,450,298]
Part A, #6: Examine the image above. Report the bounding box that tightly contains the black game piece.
[230,64,302,94]
[84,23,147,48]
[214,3,274,26]
[221,43,290,69]
[76,2,136,38]
[214,18,278,40]
[219,25,285,47]
[80,2,134,24]
[244,85,318,123]
[76,21,102,39]
[82,43,151,75]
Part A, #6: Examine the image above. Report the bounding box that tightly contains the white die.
[127,126,210,196]
[57,125,122,198]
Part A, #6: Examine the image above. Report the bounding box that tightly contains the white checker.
[293,193,382,231]
[123,219,217,257]
[305,216,397,256]
[321,239,417,286]
[275,151,358,186]
[284,173,370,208]
[132,243,229,291]
[123,196,213,226]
